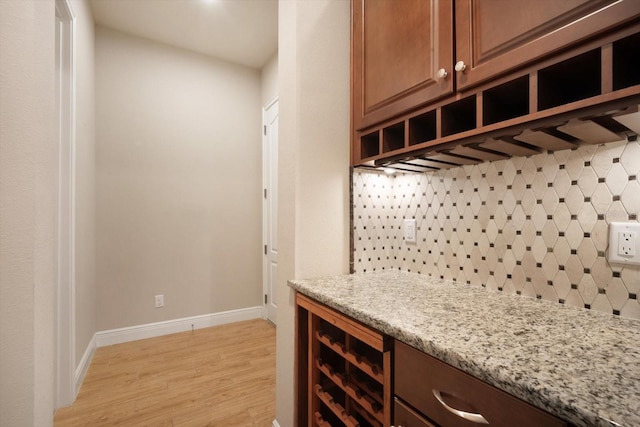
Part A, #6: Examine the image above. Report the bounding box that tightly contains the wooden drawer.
[394,397,437,427]
[394,341,567,427]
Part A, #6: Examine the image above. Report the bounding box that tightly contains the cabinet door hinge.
[264,188,267,199]
[264,245,267,255]
[263,125,267,136]
[264,294,268,304]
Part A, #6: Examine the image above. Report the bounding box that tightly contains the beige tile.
[565,255,585,285]
[577,167,598,197]
[494,263,507,288]
[521,251,537,278]
[503,250,517,272]
[606,201,629,223]
[553,270,572,300]
[552,203,572,232]
[511,266,526,292]
[531,204,548,231]
[521,158,538,184]
[578,274,598,304]
[532,236,548,263]
[552,169,572,198]
[577,239,598,269]
[503,223,517,245]
[591,293,613,314]
[563,186,584,215]
[620,180,640,214]
[533,270,548,296]
[521,222,537,246]
[565,149,585,180]
[542,220,559,247]
[590,144,613,178]
[521,282,537,298]
[620,299,640,319]
[577,203,597,233]
[621,266,640,293]
[503,191,517,214]
[542,154,560,182]
[541,187,560,212]
[564,289,584,309]
[590,220,609,253]
[512,235,526,259]
[620,140,640,176]
[520,189,537,214]
[606,278,630,311]
[590,256,613,287]
[531,173,548,200]
[511,205,526,230]
[541,285,559,303]
[542,253,559,281]
[502,161,517,184]
[564,220,584,249]
[590,183,612,215]
[605,163,629,196]
[553,237,572,265]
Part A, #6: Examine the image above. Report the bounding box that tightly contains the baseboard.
[74,333,96,397]
[272,420,280,427]
[95,306,265,347]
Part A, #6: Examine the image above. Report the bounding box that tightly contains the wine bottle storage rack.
[296,293,391,427]
[354,29,640,170]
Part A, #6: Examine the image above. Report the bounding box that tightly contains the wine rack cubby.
[296,293,391,427]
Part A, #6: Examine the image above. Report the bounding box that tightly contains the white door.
[263,99,278,324]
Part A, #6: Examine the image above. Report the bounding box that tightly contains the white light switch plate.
[403,219,416,243]
[608,222,640,265]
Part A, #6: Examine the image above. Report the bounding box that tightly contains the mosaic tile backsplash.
[352,138,640,320]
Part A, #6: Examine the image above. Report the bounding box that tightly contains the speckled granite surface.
[288,270,640,427]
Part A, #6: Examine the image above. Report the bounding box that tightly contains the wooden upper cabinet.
[352,0,454,131]
[455,0,640,90]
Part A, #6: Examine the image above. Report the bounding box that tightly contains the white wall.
[0,0,57,425]
[70,0,97,369]
[275,1,351,425]
[261,52,278,107]
[95,27,263,331]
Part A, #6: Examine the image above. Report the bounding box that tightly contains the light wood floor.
[54,319,276,426]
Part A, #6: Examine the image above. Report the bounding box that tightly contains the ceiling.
[89,0,278,69]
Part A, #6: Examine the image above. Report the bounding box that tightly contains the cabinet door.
[352,0,453,131]
[455,0,640,90]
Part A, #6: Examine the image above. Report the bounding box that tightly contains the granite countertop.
[288,270,640,427]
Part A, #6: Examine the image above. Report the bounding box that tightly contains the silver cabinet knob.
[437,68,448,79]
[455,60,467,72]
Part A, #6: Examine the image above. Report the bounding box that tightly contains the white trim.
[272,420,281,427]
[95,307,264,348]
[55,0,77,409]
[74,333,95,397]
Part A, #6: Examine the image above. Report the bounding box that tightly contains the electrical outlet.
[618,231,636,256]
[608,222,640,265]
[403,219,416,243]
[155,294,164,308]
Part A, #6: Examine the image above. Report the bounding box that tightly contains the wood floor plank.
[54,319,276,426]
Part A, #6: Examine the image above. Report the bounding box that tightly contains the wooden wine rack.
[296,293,391,427]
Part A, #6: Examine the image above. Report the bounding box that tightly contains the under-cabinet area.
[290,271,640,427]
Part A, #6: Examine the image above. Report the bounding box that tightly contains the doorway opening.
[263,98,278,325]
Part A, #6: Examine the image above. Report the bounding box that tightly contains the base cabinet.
[296,293,392,427]
[394,340,567,427]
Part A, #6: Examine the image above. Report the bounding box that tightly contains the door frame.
[55,0,76,409]
[262,97,278,324]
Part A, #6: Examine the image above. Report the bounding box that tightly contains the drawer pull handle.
[432,389,489,424]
